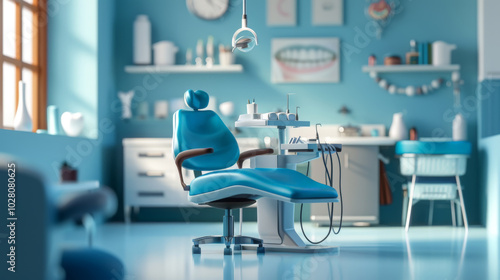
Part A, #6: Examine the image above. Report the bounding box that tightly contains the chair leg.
[428,200,434,226]
[455,176,468,231]
[405,175,417,232]
[402,187,409,226]
[456,200,463,227]
[451,201,456,227]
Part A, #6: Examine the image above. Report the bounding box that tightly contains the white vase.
[453,113,467,141]
[134,15,151,65]
[13,81,33,132]
[389,112,408,140]
[61,112,84,137]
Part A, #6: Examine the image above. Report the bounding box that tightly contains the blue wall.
[48,0,98,139]
[478,80,500,234]
[113,0,480,224]
[0,0,116,187]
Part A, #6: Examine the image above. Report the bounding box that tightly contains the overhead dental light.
[232,0,258,52]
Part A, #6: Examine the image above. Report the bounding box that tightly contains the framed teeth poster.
[312,0,344,26]
[271,37,340,83]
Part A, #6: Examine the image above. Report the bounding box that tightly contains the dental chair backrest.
[172,90,239,171]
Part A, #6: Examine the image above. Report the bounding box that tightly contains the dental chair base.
[242,199,339,254]
[249,154,339,253]
[192,208,265,255]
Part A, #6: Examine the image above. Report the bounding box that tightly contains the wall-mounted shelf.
[362,65,460,73]
[124,64,243,74]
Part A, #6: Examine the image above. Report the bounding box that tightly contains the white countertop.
[123,138,172,147]
[53,180,100,196]
[289,124,396,146]
[323,136,396,146]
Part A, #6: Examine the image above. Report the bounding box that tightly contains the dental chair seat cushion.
[61,248,125,280]
[395,141,471,155]
[190,168,338,200]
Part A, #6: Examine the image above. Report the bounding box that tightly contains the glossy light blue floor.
[64,223,498,280]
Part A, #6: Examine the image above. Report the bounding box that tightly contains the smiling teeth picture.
[272,38,340,83]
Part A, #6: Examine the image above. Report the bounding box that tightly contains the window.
[1,0,47,131]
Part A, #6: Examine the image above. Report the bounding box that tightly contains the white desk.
[54,181,100,193]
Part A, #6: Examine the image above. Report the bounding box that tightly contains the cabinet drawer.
[125,147,172,172]
[125,173,174,190]
[126,189,192,206]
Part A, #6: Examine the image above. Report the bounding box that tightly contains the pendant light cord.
[243,0,247,16]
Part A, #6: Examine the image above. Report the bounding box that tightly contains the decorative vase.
[118,90,134,119]
[13,81,33,132]
[389,112,408,140]
[61,112,84,137]
[47,105,60,135]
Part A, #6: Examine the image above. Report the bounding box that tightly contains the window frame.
[0,0,47,131]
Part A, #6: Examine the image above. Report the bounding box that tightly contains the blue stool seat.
[189,168,338,203]
[395,141,471,155]
[61,248,125,280]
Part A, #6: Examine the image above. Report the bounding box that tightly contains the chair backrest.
[172,90,239,171]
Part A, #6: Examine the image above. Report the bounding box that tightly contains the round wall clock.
[186,0,229,20]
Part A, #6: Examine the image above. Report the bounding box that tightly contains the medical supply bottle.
[406,40,419,65]
[453,113,467,141]
[134,15,151,65]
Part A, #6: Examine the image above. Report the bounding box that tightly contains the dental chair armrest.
[237,148,274,169]
[175,148,214,191]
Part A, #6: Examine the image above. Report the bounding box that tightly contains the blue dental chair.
[173,90,338,255]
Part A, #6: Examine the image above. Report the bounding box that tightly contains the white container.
[246,103,257,114]
[13,81,33,132]
[219,101,235,117]
[453,113,467,141]
[219,52,234,66]
[134,15,151,65]
[153,41,178,65]
[154,100,169,119]
[389,112,408,140]
[432,41,457,66]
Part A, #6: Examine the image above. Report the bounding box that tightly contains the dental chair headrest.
[184,89,209,111]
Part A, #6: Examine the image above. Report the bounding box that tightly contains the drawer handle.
[137,191,164,197]
[138,152,165,158]
[138,171,165,177]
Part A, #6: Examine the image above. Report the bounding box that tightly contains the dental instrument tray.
[235,118,310,128]
[281,143,342,153]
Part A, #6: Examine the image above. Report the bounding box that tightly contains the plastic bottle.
[406,40,419,65]
[134,15,151,65]
[453,113,467,141]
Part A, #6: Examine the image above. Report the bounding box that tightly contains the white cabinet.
[310,146,380,226]
[123,138,260,222]
[478,0,500,80]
